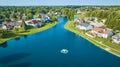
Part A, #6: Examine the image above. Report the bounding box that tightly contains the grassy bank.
[65,21,120,57]
[0,21,58,44]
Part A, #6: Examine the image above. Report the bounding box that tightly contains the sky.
[0,0,120,6]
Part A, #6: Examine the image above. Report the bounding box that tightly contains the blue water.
[0,17,120,67]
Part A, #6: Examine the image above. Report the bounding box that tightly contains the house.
[101,19,106,23]
[74,18,85,23]
[10,18,18,22]
[91,27,113,38]
[76,10,82,14]
[48,11,55,16]
[40,13,50,22]
[2,22,22,30]
[42,15,50,22]
[76,9,86,14]
[26,19,43,27]
[76,22,93,30]
[87,17,98,22]
[2,24,7,30]
[57,12,62,15]
[2,22,14,30]
[112,33,120,44]
[22,14,27,19]
[90,22,104,27]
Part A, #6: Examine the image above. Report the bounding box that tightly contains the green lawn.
[0,21,58,44]
[65,21,120,57]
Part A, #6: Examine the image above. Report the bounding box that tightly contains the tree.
[27,13,33,20]
[13,27,19,33]
[62,8,69,16]
[21,20,27,31]
[67,9,75,20]
[51,16,57,21]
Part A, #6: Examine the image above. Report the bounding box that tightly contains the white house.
[91,27,113,38]
[76,22,93,30]
[101,19,106,23]
[112,33,120,44]
[76,10,82,14]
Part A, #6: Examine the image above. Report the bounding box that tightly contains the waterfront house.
[39,13,50,22]
[91,27,113,38]
[43,15,50,22]
[112,33,120,44]
[76,22,93,30]
[2,22,22,30]
[2,22,14,30]
[26,19,43,27]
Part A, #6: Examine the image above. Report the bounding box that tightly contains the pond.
[0,16,120,67]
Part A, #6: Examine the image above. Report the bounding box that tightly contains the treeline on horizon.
[0,6,75,21]
[0,6,60,21]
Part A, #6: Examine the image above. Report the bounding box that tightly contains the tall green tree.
[67,9,75,20]
[21,20,27,31]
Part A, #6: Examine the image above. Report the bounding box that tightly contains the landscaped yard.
[0,21,58,44]
[65,21,120,57]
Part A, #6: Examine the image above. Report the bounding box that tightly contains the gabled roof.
[28,20,42,24]
[2,22,22,26]
[78,22,90,27]
[112,33,120,38]
[92,27,111,34]
[3,22,14,26]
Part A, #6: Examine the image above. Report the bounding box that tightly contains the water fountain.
[60,49,68,54]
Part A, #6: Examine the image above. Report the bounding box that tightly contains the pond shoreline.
[0,21,58,44]
[64,21,120,57]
